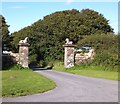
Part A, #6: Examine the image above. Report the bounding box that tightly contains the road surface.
[3,70,118,102]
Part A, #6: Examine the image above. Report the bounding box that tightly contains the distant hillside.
[11,9,117,68]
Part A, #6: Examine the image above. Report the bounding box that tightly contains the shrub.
[2,54,15,70]
[77,33,118,71]
[37,60,48,68]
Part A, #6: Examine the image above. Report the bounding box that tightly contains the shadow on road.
[30,67,52,71]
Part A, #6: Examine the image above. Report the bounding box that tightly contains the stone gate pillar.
[18,37,29,68]
[63,38,76,68]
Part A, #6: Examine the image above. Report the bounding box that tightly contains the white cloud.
[66,0,74,5]
[9,6,27,9]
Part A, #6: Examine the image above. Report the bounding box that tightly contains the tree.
[79,9,113,34]
[11,9,114,67]
[0,15,11,51]
[0,15,15,69]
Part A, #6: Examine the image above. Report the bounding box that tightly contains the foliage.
[0,15,12,51]
[12,64,30,70]
[77,33,118,69]
[2,65,56,97]
[11,9,113,67]
[2,54,16,70]
[1,15,14,69]
[79,9,113,34]
[28,54,38,67]
[37,60,48,68]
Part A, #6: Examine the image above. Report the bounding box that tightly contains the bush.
[37,60,48,68]
[45,62,54,69]
[11,64,30,70]
[77,33,118,71]
[2,54,15,70]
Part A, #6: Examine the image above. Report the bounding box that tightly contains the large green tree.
[0,15,15,69]
[37,9,113,42]
[11,9,114,67]
[78,9,113,34]
[0,15,11,51]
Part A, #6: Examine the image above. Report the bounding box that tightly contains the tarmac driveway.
[3,70,118,102]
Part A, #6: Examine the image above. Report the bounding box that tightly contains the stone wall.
[63,38,95,68]
[3,51,19,63]
[3,37,29,68]
[9,52,19,63]
[75,49,95,64]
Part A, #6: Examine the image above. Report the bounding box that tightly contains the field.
[53,61,118,81]
[2,65,56,97]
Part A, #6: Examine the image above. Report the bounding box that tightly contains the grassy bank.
[53,61,118,81]
[0,71,2,98]
[2,65,56,97]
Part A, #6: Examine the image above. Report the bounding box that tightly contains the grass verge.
[53,61,118,81]
[0,71,2,98]
[2,65,56,97]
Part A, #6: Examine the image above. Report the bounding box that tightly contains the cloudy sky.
[1,1,118,34]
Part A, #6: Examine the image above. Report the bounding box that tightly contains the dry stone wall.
[3,37,30,68]
[63,38,95,68]
[75,49,95,64]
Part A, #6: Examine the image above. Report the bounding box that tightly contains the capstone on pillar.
[63,38,76,68]
[18,37,29,68]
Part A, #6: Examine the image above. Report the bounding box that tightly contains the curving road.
[3,70,118,102]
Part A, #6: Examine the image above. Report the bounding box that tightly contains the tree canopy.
[0,15,11,51]
[11,9,114,67]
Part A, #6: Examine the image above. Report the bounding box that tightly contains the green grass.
[53,61,118,81]
[2,65,56,97]
[0,71,2,98]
